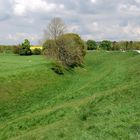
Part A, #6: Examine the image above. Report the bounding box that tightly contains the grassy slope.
[0,52,140,140]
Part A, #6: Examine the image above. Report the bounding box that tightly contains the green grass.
[0,51,140,140]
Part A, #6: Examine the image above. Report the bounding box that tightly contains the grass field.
[0,51,140,140]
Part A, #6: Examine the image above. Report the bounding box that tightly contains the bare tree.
[44,17,66,41]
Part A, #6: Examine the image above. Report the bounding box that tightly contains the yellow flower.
[30,46,43,50]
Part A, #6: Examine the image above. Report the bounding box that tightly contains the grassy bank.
[0,51,140,140]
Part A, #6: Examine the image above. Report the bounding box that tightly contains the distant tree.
[128,41,133,50]
[134,41,140,50]
[19,39,32,55]
[99,40,112,50]
[118,41,140,50]
[125,41,129,50]
[86,40,97,50]
[112,41,120,50]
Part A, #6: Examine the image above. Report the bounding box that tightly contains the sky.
[0,0,140,45]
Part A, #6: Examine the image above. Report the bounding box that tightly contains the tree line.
[1,40,140,55]
[86,40,140,51]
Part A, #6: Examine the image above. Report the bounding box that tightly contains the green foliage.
[0,45,13,53]
[57,33,86,67]
[99,40,112,50]
[12,45,21,54]
[33,48,42,55]
[42,39,57,58]
[44,33,86,68]
[132,41,140,50]
[51,62,64,75]
[43,39,56,51]
[0,52,140,140]
[118,41,129,50]
[112,41,120,50]
[86,40,97,50]
[19,39,32,55]
[111,41,140,51]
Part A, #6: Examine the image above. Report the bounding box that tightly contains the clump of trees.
[99,40,112,50]
[86,40,97,50]
[43,17,86,74]
[12,39,42,55]
[85,40,140,51]
[111,41,140,51]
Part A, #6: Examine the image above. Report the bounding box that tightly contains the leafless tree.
[44,17,66,41]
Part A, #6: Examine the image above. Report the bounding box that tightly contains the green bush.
[19,39,32,56]
[33,48,42,55]
[86,40,97,50]
[51,62,64,75]
[19,49,32,56]
[44,33,86,68]
[57,33,86,68]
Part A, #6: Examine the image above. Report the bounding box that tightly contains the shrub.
[86,40,97,50]
[51,62,64,75]
[33,48,42,55]
[19,39,32,55]
[57,33,86,67]
[44,33,86,68]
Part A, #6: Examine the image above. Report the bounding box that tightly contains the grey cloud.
[0,14,10,21]
[0,0,12,21]
[0,0,140,45]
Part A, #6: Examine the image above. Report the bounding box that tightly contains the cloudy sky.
[0,0,140,45]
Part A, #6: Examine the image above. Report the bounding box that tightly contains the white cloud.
[123,24,140,35]
[135,0,140,3]
[118,3,140,13]
[91,0,96,3]
[8,32,40,43]
[12,0,64,16]
[14,3,25,16]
